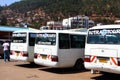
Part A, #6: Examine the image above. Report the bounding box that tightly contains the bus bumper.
[85,62,120,74]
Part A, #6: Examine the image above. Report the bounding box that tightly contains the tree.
[0,15,7,25]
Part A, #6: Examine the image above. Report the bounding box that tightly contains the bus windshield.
[12,33,27,43]
[87,29,120,44]
[36,33,56,45]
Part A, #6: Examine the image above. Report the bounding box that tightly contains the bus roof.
[89,24,120,30]
[0,26,29,32]
[39,30,87,35]
[13,29,40,33]
[68,28,88,32]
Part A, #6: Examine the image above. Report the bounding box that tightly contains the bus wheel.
[74,59,84,71]
[1,55,4,59]
[91,69,100,74]
[30,62,35,65]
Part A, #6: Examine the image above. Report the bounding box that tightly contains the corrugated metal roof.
[0,26,29,32]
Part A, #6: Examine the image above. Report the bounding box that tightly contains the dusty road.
[0,58,119,80]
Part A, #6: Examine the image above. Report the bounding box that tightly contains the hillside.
[0,0,120,28]
[9,0,120,17]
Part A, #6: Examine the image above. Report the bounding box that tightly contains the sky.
[0,0,21,6]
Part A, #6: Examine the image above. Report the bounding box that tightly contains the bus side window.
[59,33,70,49]
[71,35,86,48]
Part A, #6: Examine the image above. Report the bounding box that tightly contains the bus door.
[58,33,71,65]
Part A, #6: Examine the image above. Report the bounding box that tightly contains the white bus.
[34,30,86,70]
[10,30,39,63]
[85,24,120,74]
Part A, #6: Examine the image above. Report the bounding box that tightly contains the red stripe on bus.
[91,56,96,62]
[111,57,117,65]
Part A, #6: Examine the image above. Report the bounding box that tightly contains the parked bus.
[85,24,120,74]
[10,30,39,63]
[34,30,86,70]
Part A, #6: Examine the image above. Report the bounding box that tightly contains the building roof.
[0,26,38,32]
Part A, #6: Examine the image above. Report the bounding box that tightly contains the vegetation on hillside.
[0,0,120,27]
[9,0,120,17]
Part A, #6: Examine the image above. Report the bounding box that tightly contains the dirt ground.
[0,58,119,80]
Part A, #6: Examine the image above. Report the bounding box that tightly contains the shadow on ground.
[91,72,120,80]
[15,63,43,68]
[39,67,89,74]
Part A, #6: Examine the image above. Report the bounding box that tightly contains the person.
[2,40,10,62]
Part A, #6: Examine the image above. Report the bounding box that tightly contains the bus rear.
[34,30,86,69]
[85,25,120,74]
[34,31,58,67]
[10,30,38,63]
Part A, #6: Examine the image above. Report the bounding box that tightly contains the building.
[46,21,63,30]
[62,15,94,29]
[0,26,37,40]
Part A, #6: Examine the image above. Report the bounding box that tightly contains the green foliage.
[8,0,120,18]
[0,15,7,25]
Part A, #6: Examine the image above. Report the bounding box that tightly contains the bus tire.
[30,62,35,65]
[74,59,84,71]
[1,55,4,59]
[91,69,100,74]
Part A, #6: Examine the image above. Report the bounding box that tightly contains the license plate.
[99,58,107,63]
[16,53,19,56]
[42,55,47,59]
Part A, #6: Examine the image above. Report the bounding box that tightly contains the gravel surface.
[0,58,119,80]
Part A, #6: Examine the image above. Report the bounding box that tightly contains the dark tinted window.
[71,35,86,48]
[87,29,120,44]
[29,33,37,46]
[59,33,70,49]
